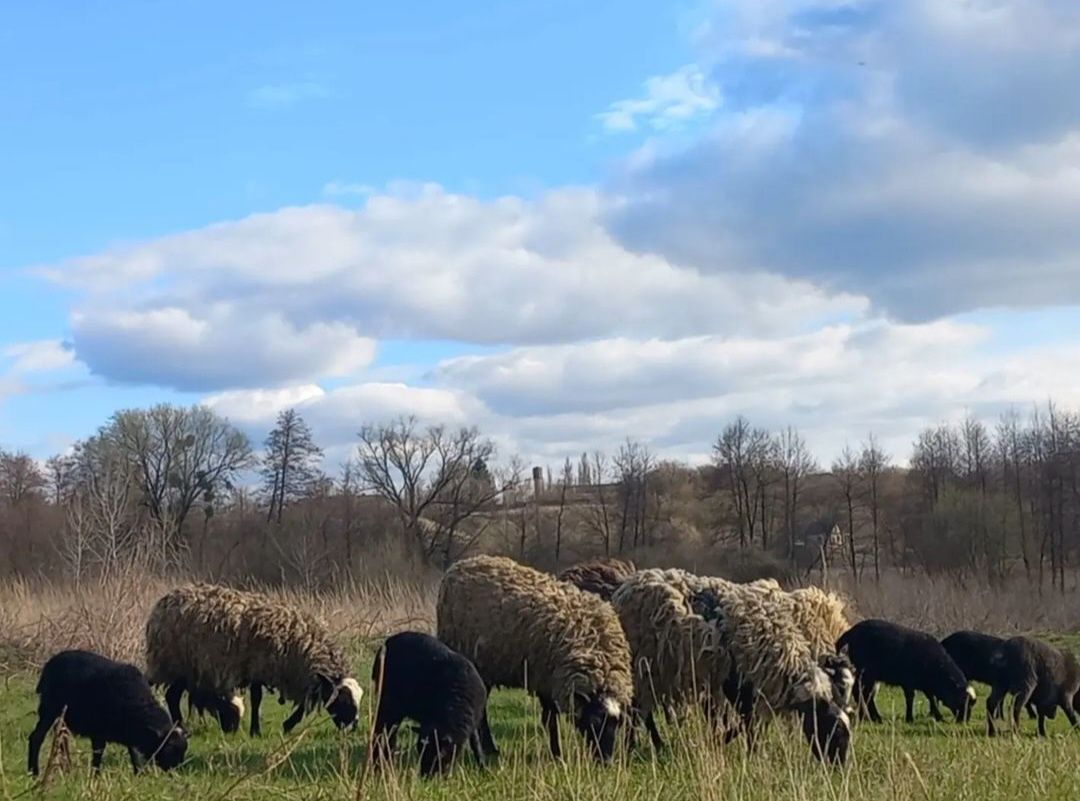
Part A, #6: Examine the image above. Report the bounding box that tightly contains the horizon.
[3,0,1080,472]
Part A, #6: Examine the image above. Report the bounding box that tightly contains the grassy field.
[1,635,1079,801]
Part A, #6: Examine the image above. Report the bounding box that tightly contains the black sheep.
[941,630,1036,720]
[28,650,187,775]
[986,636,1080,737]
[370,632,488,777]
[837,619,975,724]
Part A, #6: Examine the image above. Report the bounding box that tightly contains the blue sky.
[3,0,1080,468]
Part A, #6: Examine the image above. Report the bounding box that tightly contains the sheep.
[145,583,362,736]
[28,650,187,775]
[612,569,851,764]
[682,573,851,763]
[986,636,1080,737]
[186,687,246,734]
[837,619,975,724]
[557,558,637,601]
[940,630,1037,720]
[436,555,633,762]
[370,631,488,777]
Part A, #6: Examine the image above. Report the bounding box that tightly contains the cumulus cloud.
[597,65,721,132]
[607,0,1080,319]
[71,307,375,391]
[44,185,864,391]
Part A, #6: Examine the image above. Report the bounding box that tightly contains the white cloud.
[71,306,375,391]
[247,81,331,109]
[44,185,864,391]
[4,340,75,373]
[597,65,720,133]
[606,0,1080,319]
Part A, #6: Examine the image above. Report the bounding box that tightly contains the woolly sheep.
[29,650,187,775]
[682,572,851,763]
[145,583,362,736]
[557,558,637,601]
[837,619,975,724]
[986,635,1080,737]
[437,555,633,762]
[371,632,488,777]
[612,569,851,764]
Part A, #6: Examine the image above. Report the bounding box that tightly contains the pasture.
[2,635,1079,801]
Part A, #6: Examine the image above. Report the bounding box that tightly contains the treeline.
[1,401,1078,590]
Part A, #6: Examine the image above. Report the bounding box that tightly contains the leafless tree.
[260,408,324,524]
[553,457,574,569]
[777,427,816,562]
[832,444,860,581]
[859,434,889,581]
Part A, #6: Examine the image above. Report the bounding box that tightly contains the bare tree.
[859,434,889,581]
[101,404,252,541]
[831,444,860,581]
[777,427,817,562]
[614,439,654,552]
[553,458,574,570]
[260,408,324,524]
[355,417,512,563]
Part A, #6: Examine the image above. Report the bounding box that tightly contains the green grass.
[2,638,1079,801]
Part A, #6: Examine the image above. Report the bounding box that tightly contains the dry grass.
[0,569,436,672]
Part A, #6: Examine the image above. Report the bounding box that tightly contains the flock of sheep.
[24,555,1080,779]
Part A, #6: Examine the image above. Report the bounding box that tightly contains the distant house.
[792,519,846,571]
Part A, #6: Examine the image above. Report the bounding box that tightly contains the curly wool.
[558,558,637,601]
[437,556,633,715]
[684,573,831,716]
[146,583,352,709]
[610,569,730,718]
[785,587,851,659]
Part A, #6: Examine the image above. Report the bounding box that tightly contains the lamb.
[28,650,188,775]
[837,619,975,724]
[940,630,1035,720]
[558,558,637,601]
[145,583,362,736]
[611,569,851,764]
[436,555,633,762]
[370,631,488,777]
[986,635,1080,737]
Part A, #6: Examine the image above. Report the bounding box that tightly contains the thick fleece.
[145,583,361,735]
[371,632,488,777]
[558,558,637,601]
[28,650,187,775]
[437,555,633,761]
[838,619,975,723]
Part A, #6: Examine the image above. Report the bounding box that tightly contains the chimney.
[532,465,544,497]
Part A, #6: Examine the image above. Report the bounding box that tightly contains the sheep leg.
[282,704,306,734]
[986,686,1006,736]
[165,681,186,725]
[538,696,562,759]
[1013,684,1035,733]
[27,709,58,776]
[902,687,916,723]
[927,694,944,722]
[469,731,486,769]
[477,708,499,757]
[250,683,263,737]
[370,707,401,765]
[90,738,107,773]
[644,711,665,752]
[1036,710,1048,737]
[863,681,883,724]
[127,746,145,774]
[1060,698,1078,728]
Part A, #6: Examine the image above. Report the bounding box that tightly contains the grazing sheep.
[837,619,975,724]
[370,632,488,777]
[186,687,246,734]
[146,583,362,736]
[558,558,637,601]
[986,636,1080,737]
[28,650,187,775]
[786,586,855,709]
[437,555,633,762]
[684,573,851,764]
[612,569,851,764]
[941,630,1037,720]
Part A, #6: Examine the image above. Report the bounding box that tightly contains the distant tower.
[532,465,544,497]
